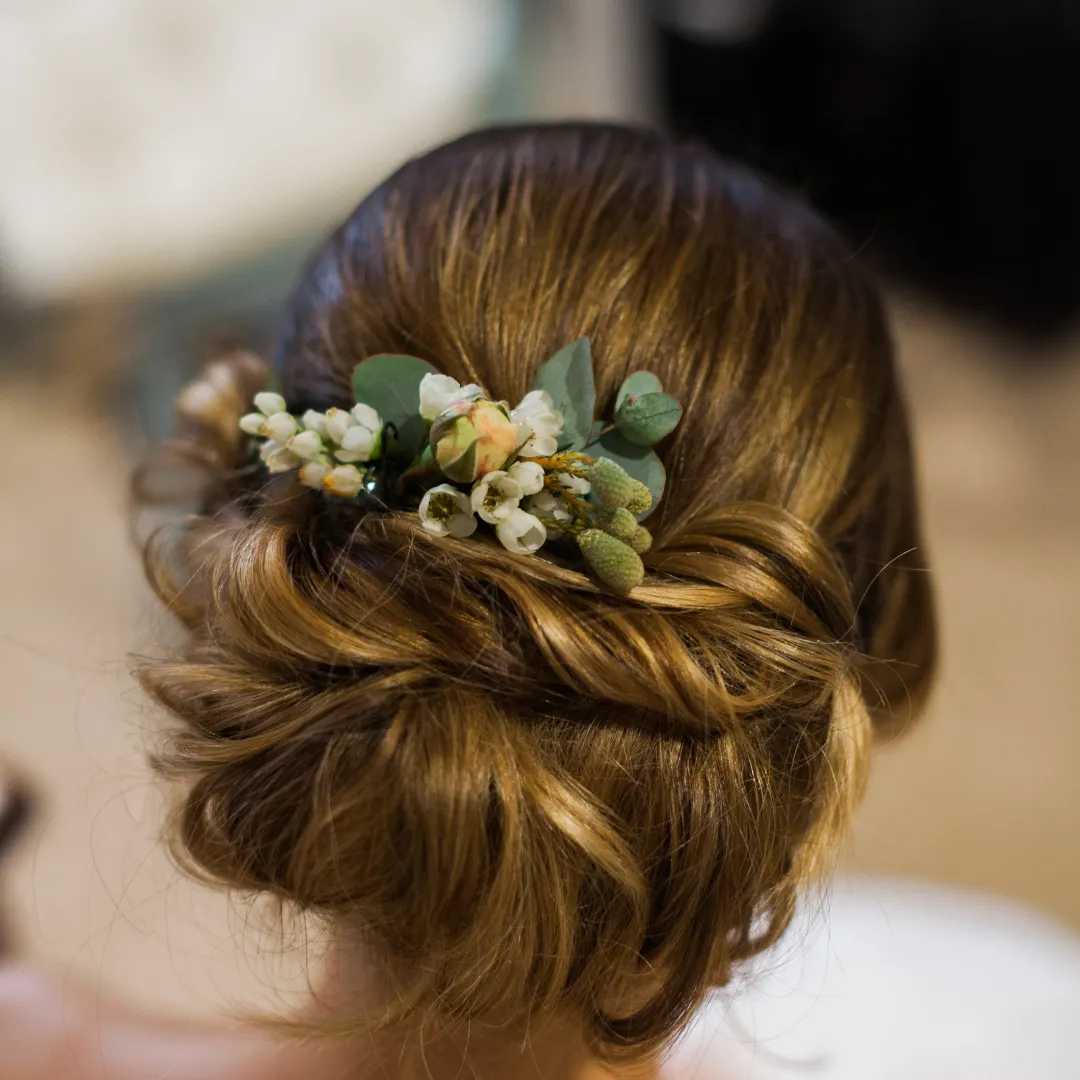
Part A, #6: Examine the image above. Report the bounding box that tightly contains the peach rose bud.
[429,399,520,483]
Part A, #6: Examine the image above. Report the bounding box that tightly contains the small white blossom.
[419,484,478,538]
[323,407,355,445]
[240,393,300,442]
[508,459,545,496]
[470,470,524,524]
[260,440,301,474]
[336,426,375,462]
[287,430,325,461]
[324,464,365,498]
[335,406,382,462]
[299,461,332,489]
[253,391,287,416]
[419,373,485,422]
[239,412,265,435]
[512,390,563,457]
[302,409,328,436]
[495,508,547,554]
[351,402,381,430]
[262,411,299,442]
[557,470,591,496]
[527,489,573,539]
[520,432,559,457]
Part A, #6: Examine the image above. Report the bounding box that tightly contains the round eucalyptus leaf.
[615,370,663,411]
[352,354,438,459]
[583,429,666,519]
[614,391,682,446]
[531,338,596,451]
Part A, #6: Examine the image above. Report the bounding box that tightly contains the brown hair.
[136,123,936,1061]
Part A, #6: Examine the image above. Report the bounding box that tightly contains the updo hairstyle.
[137,124,936,1061]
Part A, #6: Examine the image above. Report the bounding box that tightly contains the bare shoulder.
[0,963,337,1080]
[0,964,98,1080]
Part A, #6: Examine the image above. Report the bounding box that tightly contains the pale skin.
[0,775,659,1080]
[0,955,653,1080]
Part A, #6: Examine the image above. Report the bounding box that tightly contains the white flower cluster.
[414,373,586,555]
[418,373,485,421]
[418,461,549,554]
[417,372,566,459]
[240,391,383,498]
[240,373,591,560]
[511,389,564,457]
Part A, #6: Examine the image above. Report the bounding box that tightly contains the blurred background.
[1,0,1078,1016]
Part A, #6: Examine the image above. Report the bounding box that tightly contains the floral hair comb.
[239,339,682,591]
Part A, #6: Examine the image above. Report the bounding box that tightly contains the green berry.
[577,529,645,592]
[589,457,636,509]
[597,506,637,541]
[625,481,653,516]
[627,525,652,554]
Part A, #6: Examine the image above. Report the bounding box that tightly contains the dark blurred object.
[0,773,30,856]
[652,0,1080,340]
[0,766,33,955]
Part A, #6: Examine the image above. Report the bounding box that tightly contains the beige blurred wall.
[1,292,1078,1017]
[846,298,1080,924]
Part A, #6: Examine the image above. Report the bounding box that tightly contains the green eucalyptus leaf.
[352,354,439,459]
[532,337,595,451]
[589,419,606,440]
[615,371,663,411]
[410,444,435,469]
[614,391,682,446]
[264,366,283,396]
[397,443,440,488]
[583,429,666,519]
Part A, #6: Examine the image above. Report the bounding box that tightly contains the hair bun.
[137,495,869,1055]
[134,123,935,1062]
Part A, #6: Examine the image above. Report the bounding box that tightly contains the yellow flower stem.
[530,450,594,478]
[538,480,594,533]
[526,449,599,534]
[534,513,589,537]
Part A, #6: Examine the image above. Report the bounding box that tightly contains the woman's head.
[140,124,936,1061]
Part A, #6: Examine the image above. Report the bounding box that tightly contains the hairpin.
[239,339,682,591]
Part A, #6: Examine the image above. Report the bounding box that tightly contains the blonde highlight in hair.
[135,123,935,1061]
